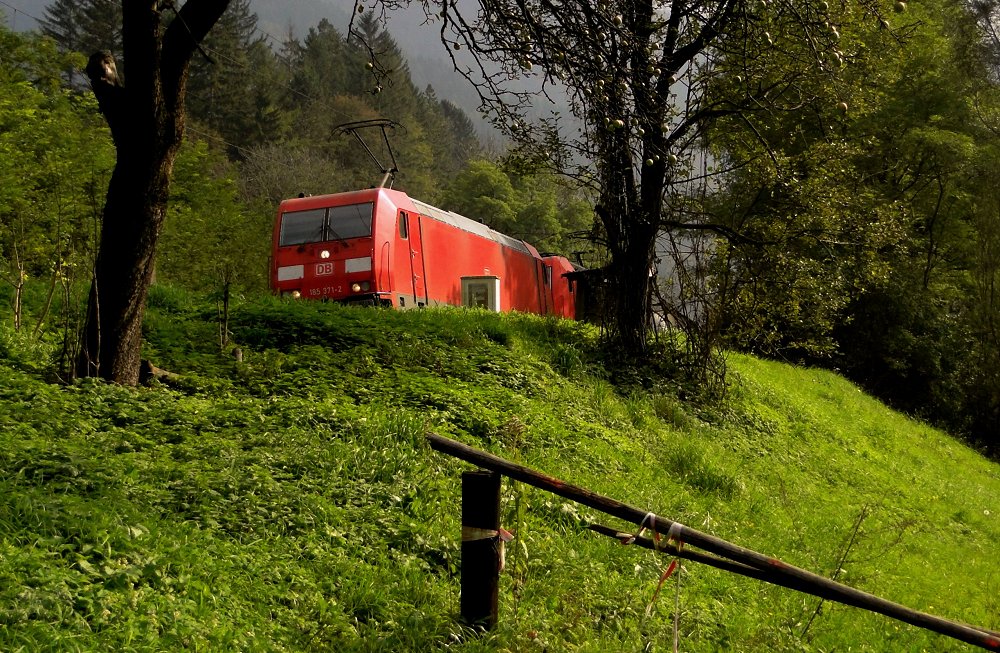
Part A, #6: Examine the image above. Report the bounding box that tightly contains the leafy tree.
[0,27,113,335]
[80,0,232,384]
[158,139,268,293]
[441,159,517,229]
[237,142,346,209]
[964,145,1000,452]
[824,0,992,433]
[691,0,906,358]
[440,159,591,255]
[704,0,1000,452]
[369,0,885,359]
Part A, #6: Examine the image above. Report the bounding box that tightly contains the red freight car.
[270,187,578,319]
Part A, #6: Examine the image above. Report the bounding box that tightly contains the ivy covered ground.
[1,288,998,652]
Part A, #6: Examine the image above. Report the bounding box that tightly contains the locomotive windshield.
[279,202,374,246]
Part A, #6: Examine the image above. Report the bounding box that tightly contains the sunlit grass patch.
[0,289,998,651]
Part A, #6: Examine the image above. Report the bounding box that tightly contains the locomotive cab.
[271,191,388,305]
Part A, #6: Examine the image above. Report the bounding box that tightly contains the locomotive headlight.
[351,283,362,292]
[361,281,370,291]
[320,250,330,259]
[291,290,301,299]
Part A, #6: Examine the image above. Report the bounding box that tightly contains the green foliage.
[821,0,1000,449]
[266,16,482,200]
[0,316,58,374]
[701,0,1000,450]
[159,140,270,294]
[0,11,496,316]
[0,28,112,333]
[833,277,973,428]
[2,289,999,652]
[440,159,594,256]
[186,0,289,152]
[707,1,911,357]
[7,6,1000,645]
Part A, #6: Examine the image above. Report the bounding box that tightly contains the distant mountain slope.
[253,0,495,137]
[4,0,494,136]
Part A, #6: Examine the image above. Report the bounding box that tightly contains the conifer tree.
[40,0,122,61]
[186,0,286,154]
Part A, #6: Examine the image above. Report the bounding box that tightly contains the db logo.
[315,262,334,276]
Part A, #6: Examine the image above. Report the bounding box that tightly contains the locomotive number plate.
[315,262,334,276]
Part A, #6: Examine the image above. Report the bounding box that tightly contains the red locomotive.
[270,187,578,319]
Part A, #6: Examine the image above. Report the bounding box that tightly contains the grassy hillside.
[1,288,998,652]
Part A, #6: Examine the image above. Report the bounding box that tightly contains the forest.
[4,0,1000,457]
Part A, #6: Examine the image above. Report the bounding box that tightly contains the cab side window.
[399,211,409,239]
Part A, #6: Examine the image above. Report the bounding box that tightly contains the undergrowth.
[1,285,998,652]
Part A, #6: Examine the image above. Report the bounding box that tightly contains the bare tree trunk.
[77,156,173,383]
[597,193,659,357]
[606,227,657,355]
[2,235,26,331]
[13,273,23,332]
[77,1,232,384]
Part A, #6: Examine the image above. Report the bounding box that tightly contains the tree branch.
[661,218,763,246]
[162,0,231,89]
[85,51,127,145]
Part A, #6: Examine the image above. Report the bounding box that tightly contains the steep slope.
[0,290,997,651]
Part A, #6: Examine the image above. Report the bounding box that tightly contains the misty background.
[0,0,493,135]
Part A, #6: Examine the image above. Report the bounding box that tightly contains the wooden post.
[461,470,502,630]
[429,433,1000,651]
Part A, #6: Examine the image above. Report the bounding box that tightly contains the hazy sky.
[1,0,450,65]
[1,0,45,30]
[0,0,493,130]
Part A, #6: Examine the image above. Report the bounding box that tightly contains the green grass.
[1,286,998,651]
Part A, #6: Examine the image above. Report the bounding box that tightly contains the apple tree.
[365,0,887,360]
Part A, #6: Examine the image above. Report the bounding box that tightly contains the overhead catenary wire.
[0,0,43,31]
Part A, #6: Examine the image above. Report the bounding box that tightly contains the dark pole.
[586,524,895,608]
[428,433,1000,651]
[461,470,502,629]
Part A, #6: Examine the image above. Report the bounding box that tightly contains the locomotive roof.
[279,189,535,257]
[408,198,532,256]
